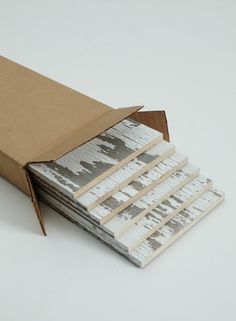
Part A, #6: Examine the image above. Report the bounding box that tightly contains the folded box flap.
[130,110,170,142]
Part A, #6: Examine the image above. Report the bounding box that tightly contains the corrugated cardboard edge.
[25,170,47,235]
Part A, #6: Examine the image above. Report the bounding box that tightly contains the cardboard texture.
[0,55,170,234]
[130,111,170,142]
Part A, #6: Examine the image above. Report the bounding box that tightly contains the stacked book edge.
[28,118,224,268]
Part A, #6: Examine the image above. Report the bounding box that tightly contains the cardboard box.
[0,56,169,235]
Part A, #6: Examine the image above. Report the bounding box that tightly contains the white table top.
[0,1,235,320]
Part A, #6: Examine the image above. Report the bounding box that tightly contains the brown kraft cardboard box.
[0,56,169,234]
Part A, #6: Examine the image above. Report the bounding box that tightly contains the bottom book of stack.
[29,118,224,267]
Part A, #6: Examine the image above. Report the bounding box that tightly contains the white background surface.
[0,1,235,320]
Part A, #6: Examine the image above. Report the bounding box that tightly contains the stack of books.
[28,118,224,267]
